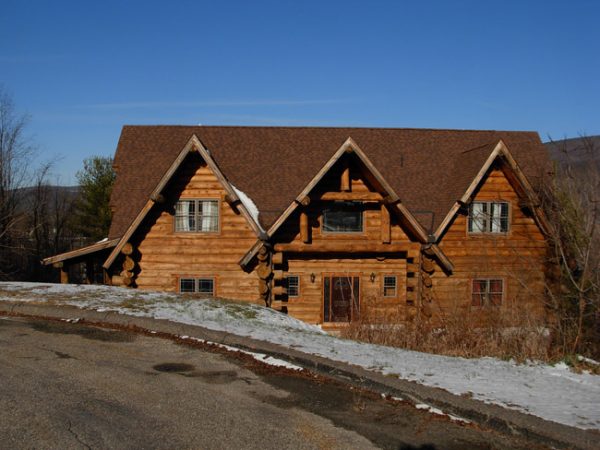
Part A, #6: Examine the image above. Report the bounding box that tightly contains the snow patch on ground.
[1,282,599,430]
[179,335,303,371]
[415,403,472,424]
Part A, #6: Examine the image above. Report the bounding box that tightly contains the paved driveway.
[0,316,545,449]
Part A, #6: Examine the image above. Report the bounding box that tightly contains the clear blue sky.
[2,0,599,184]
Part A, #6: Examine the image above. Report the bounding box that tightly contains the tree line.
[0,87,114,282]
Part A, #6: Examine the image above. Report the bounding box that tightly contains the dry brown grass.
[340,304,555,363]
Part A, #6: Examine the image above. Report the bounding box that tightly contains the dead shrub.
[340,304,553,363]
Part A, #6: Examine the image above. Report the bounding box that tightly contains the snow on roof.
[232,184,264,232]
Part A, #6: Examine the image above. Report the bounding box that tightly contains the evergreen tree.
[75,156,115,241]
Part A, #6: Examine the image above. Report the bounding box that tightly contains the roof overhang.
[42,238,120,266]
[103,134,265,270]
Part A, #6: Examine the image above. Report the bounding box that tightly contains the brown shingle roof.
[109,126,549,239]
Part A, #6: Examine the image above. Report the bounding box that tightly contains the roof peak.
[120,124,539,135]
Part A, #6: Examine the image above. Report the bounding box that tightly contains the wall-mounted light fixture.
[370,272,376,283]
[310,273,316,283]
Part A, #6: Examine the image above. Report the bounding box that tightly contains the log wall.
[433,167,548,320]
[271,158,421,324]
[115,153,259,301]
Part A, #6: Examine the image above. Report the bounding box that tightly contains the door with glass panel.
[323,275,360,322]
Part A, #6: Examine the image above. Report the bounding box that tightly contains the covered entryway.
[323,275,360,322]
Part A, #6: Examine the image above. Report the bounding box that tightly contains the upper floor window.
[472,279,503,306]
[468,201,509,233]
[175,199,219,232]
[322,201,363,233]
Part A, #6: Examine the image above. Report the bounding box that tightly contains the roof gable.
[434,140,550,240]
[104,135,264,269]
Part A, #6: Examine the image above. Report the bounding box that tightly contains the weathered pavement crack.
[67,419,92,450]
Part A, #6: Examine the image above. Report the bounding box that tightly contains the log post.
[381,204,391,244]
[422,258,435,274]
[53,262,69,284]
[123,256,135,272]
[257,245,269,261]
[272,285,286,296]
[150,193,165,204]
[60,267,69,284]
[341,163,351,191]
[300,212,310,244]
[121,242,134,256]
[271,252,284,266]
[273,270,285,281]
[297,195,310,207]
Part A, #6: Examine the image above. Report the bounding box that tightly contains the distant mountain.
[544,135,600,169]
[14,185,80,215]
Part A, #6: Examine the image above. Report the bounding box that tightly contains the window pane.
[383,276,396,297]
[175,200,196,232]
[180,278,195,293]
[490,203,509,233]
[470,202,509,233]
[500,203,509,232]
[489,279,503,293]
[472,279,503,307]
[490,293,503,306]
[469,202,487,233]
[472,280,487,306]
[200,200,219,232]
[323,203,363,233]
[490,203,501,233]
[287,275,299,297]
[197,278,214,295]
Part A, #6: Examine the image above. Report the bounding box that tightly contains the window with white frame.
[471,279,503,306]
[468,201,509,233]
[175,199,219,232]
[179,277,215,295]
[322,201,363,233]
[383,275,397,297]
[286,275,300,297]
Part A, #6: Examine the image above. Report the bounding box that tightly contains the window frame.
[471,278,504,307]
[321,201,364,235]
[467,201,510,235]
[286,274,300,298]
[178,276,216,296]
[382,275,398,298]
[174,198,221,234]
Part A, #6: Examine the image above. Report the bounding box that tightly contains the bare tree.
[542,135,600,358]
[0,86,37,276]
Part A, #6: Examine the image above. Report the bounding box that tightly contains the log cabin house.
[43,126,552,327]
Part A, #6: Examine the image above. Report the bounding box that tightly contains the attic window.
[322,202,363,233]
[175,199,219,232]
[468,201,509,233]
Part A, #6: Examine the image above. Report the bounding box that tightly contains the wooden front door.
[323,276,360,322]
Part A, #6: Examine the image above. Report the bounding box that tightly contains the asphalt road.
[0,316,547,450]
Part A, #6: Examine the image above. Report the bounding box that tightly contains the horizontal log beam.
[273,243,411,253]
[319,192,383,202]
